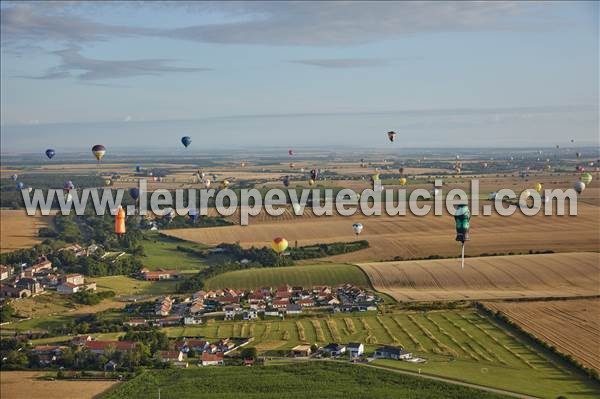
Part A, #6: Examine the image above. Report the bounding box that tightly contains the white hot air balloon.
[352,223,363,236]
[574,181,586,194]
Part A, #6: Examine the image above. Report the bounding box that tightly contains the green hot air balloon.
[454,204,471,269]
[580,172,592,186]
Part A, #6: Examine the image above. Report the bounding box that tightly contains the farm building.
[201,352,224,366]
[374,346,412,360]
[290,344,312,357]
[347,343,364,358]
[322,343,346,357]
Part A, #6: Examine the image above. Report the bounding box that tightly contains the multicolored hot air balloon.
[92,145,106,162]
[181,136,192,148]
[310,168,319,181]
[352,223,363,236]
[45,149,55,159]
[64,180,75,191]
[11,174,18,182]
[16,181,25,190]
[387,131,397,142]
[271,237,288,254]
[454,204,471,269]
[580,172,592,185]
[115,206,126,235]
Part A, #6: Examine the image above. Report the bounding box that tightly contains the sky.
[1,1,598,152]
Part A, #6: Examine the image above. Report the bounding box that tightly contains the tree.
[240,347,257,360]
[5,350,28,369]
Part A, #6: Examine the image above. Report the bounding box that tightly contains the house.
[224,304,241,320]
[57,282,81,294]
[84,340,137,354]
[264,308,282,317]
[177,339,209,354]
[157,350,185,363]
[322,343,346,357]
[272,298,289,308]
[374,346,412,360]
[296,298,315,307]
[60,244,86,257]
[155,296,173,316]
[193,290,208,300]
[156,316,181,327]
[290,344,312,357]
[0,265,13,281]
[27,256,53,275]
[0,284,30,299]
[184,316,203,325]
[347,343,364,358]
[124,318,147,327]
[57,274,96,294]
[242,309,258,320]
[285,304,302,315]
[62,274,85,285]
[140,269,179,281]
[200,352,224,366]
[71,335,93,346]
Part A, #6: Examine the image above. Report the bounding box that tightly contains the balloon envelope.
[92,144,106,161]
[399,177,407,186]
[352,223,363,235]
[580,172,592,185]
[45,149,55,159]
[181,136,192,147]
[129,187,140,200]
[16,182,25,190]
[115,207,126,235]
[574,181,586,193]
[535,183,543,193]
[271,237,288,254]
[387,131,396,142]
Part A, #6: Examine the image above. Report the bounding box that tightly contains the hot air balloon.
[188,208,199,222]
[283,176,290,187]
[27,187,33,193]
[45,149,55,159]
[535,183,543,193]
[11,174,18,182]
[92,144,106,162]
[104,179,112,186]
[204,178,211,188]
[352,223,363,236]
[399,177,407,186]
[288,149,294,156]
[115,206,126,235]
[387,131,397,142]
[576,152,581,159]
[571,139,575,143]
[308,179,315,186]
[454,204,471,269]
[580,172,592,185]
[221,179,230,189]
[129,187,140,201]
[64,180,75,192]
[371,174,380,182]
[289,162,295,169]
[271,237,288,254]
[181,136,192,148]
[399,167,404,175]
[136,165,142,173]
[16,181,25,190]
[240,162,246,168]
[310,168,319,181]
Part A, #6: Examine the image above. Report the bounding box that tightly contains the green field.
[140,233,208,271]
[101,361,509,399]
[203,263,369,290]
[94,275,179,296]
[163,309,599,399]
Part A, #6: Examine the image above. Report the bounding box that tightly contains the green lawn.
[94,275,178,296]
[204,263,369,290]
[101,362,510,399]
[163,309,599,399]
[140,233,208,271]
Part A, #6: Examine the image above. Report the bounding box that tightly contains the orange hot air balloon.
[115,206,126,235]
[271,237,288,254]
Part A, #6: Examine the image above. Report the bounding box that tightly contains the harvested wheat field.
[482,299,600,372]
[358,252,600,302]
[0,209,52,253]
[0,371,119,399]
[164,202,600,262]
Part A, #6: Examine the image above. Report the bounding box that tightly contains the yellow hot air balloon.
[399,177,407,186]
[92,144,106,162]
[221,179,230,189]
[115,206,126,235]
[535,183,543,193]
[271,237,288,254]
[308,179,315,186]
[580,172,592,185]
[372,173,380,181]
[104,179,112,186]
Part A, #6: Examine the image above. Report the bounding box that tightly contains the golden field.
[482,299,600,372]
[0,209,52,253]
[357,252,600,302]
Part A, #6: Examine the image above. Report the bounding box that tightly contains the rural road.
[360,363,541,399]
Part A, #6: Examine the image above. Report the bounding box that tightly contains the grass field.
[0,209,52,253]
[358,252,600,302]
[163,308,599,398]
[94,275,179,296]
[483,299,600,372]
[101,362,510,399]
[140,233,207,271]
[203,263,369,290]
[0,371,119,399]
[163,201,600,263]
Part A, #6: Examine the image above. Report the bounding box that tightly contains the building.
[84,340,137,354]
[140,269,179,281]
[242,309,258,320]
[0,265,13,281]
[57,280,96,294]
[285,304,302,315]
[157,350,186,363]
[184,316,203,325]
[15,278,43,294]
[347,343,364,358]
[374,346,412,360]
[0,284,30,299]
[124,318,147,327]
[28,256,53,274]
[155,296,173,316]
[322,343,346,357]
[200,352,224,366]
[290,344,312,357]
[62,274,85,285]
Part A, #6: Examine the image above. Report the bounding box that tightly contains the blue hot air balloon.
[45,149,55,159]
[136,165,142,173]
[181,136,192,148]
[11,174,18,182]
[16,181,25,190]
[129,187,140,201]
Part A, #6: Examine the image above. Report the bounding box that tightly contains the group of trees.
[72,290,116,305]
